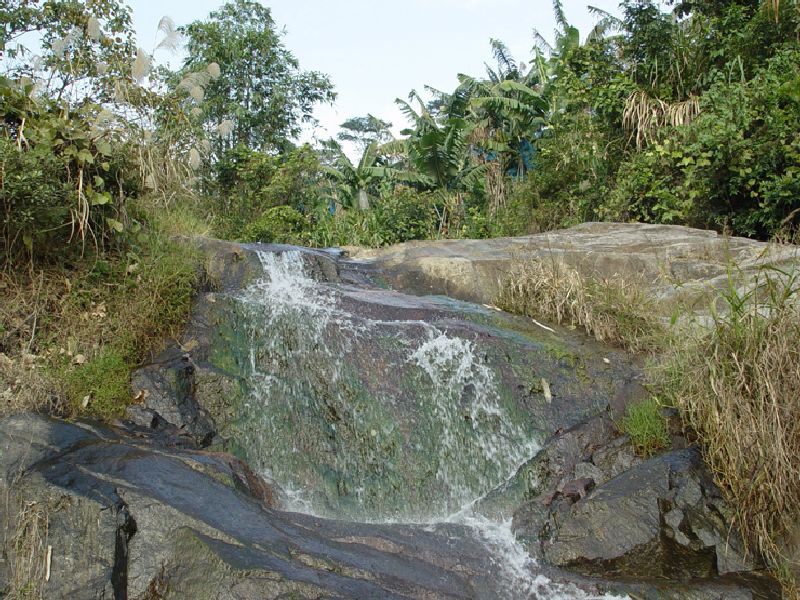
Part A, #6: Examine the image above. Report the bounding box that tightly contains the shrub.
[0,77,137,264]
[242,206,310,245]
[607,48,800,238]
[211,145,323,238]
[307,187,437,248]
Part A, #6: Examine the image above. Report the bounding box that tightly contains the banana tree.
[322,141,390,210]
[392,94,489,232]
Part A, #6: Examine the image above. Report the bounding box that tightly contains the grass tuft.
[497,258,663,353]
[656,267,800,578]
[618,396,670,457]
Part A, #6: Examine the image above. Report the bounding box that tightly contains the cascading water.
[226,249,626,600]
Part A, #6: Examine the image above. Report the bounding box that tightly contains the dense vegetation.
[214,0,800,245]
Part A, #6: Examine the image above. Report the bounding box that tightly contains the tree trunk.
[357,189,370,211]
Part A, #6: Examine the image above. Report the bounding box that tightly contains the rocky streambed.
[1,224,792,599]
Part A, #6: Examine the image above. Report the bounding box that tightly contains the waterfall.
[226,249,627,600]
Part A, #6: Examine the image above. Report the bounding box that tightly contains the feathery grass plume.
[188,148,201,170]
[132,48,152,82]
[113,80,126,103]
[207,62,221,79]
[96,61,108,75]
[155,16,182,52]
[177,71,211,92]
[51,37,68,58]
[87,16,102,41]
[190,107,202,117]
[189,85,205,102]
[199,138,211,153]
[217,119,234,138]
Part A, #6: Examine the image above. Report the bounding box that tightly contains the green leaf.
[91,192,112,206]
[95,140,112,156]
[105,218,124,233]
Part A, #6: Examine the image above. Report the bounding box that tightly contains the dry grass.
[3,496,51,600]
[497,258,663,353]
[657,268,800,589]
[0,211,200,420]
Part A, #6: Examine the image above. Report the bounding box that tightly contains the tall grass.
[497,258,663,353]
[0,203,200,420]
[656,267,800,583]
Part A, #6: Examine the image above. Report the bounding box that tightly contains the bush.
[607,48,800,238]
[0,77,137,264]
[211,145,323,238]
[307,187,437,248]
[242,206,310,245]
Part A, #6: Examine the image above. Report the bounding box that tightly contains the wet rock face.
[131,241,642,520]
[0,414,779,600]
[512,431,759,582]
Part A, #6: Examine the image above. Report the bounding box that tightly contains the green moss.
[61,349,130,420]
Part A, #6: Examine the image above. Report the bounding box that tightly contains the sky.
[129,0,623,154]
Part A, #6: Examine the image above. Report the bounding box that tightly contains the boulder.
[538,448,757,579]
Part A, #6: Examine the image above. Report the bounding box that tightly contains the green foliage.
[242,206,309,245]
[212,144,323,238]
[618,397,670,457]
[2,0,137,102]
[0,77,136,263]
[309,187,437,248]
[609,48,800,237]
[178,0,335,153]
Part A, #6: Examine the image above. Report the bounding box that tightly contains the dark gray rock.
[0,414,779,600]
[540,448,758,580]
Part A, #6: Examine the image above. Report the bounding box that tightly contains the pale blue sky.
[130,0,623,149]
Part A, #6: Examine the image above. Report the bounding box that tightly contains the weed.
[618,397,670,457]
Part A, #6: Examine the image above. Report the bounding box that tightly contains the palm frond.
[531,29,554,56]
[552,0,569,32]
[490,38,518,78]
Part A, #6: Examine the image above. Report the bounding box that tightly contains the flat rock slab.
[349,222,800,310]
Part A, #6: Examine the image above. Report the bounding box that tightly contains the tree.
[1,0,137,104]
[323,141,393,210]
[337,114,393,154]
[178,0,335,153]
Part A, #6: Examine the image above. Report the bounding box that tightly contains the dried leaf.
[542,378,552,403]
